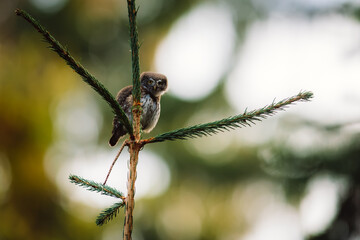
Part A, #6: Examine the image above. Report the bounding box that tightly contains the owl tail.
[109,127,127,146]
[109,132,121,146]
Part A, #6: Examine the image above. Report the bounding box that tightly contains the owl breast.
[140,94,160,133]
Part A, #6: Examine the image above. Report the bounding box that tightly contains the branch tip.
[96,202,126,226]
[69,174,125,200]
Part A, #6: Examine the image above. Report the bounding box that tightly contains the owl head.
[140,72,168,97]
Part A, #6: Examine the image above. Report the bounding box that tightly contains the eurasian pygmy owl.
[109,72,168,146]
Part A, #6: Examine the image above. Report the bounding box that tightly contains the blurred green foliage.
[1,0,360,239]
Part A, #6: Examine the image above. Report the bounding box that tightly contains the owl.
[109,72,168,146]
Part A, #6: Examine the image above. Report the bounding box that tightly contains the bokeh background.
[1,0,360,239]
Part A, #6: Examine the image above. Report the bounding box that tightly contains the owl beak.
[153,85,157,91]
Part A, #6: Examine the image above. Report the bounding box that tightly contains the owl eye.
[147,78,155,86]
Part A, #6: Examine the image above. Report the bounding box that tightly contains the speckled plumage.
[109,72,168,146]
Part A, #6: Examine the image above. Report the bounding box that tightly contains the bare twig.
[103,140,129,185]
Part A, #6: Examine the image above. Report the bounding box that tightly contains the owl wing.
[109,86,133,146]
[116,85,133,106]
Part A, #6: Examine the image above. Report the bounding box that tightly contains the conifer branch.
[124,0,142,239]
[69,175,125,200]
[96,202,126,226]
[127,0,141,104]
[15,9,134,138]
[16,4,314,238]
[144,91,313,144]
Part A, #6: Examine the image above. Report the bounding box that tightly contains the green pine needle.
[69,175,125,199]
[147,91,313,144]
[96,202,125,226]
[15,9,133,138]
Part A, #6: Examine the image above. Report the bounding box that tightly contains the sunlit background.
[1,0,360,239]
